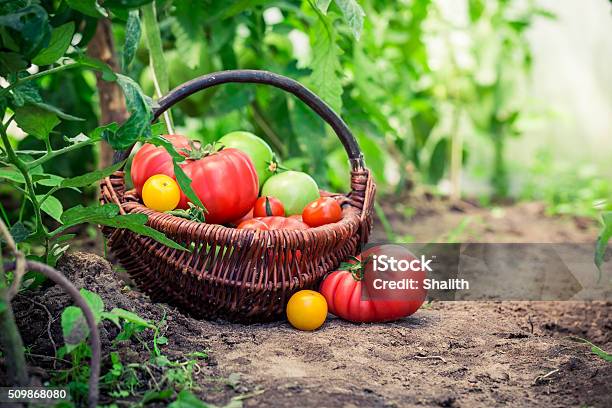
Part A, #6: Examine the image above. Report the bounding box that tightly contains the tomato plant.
[320,245,427,323]
[302,197,342,227]
[253,196,285,217]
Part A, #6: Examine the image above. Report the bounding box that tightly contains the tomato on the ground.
[286,290,328,331]
[320,245,427,323]
[302,197,342,227]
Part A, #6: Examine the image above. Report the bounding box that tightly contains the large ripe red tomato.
[320,245,427,323]
[131,135,259,224]
[237,216,309,231]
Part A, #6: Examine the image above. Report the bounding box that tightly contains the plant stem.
[0,62,81,97]
[142,2,174,133]
[27,138,95,169]
[0,125,44,236]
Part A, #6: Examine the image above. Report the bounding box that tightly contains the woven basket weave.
[100,70,376,322]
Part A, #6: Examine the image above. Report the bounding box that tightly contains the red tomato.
[320,245,427,323]
[237,216,309,231]
[302,197,342,227]
[131,134,191,196]
[131,135,259,224]
[253,196,285,217]
[230,207,253,227]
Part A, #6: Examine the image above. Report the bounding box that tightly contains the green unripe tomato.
[261,171,320,215]
[218,131,274,189]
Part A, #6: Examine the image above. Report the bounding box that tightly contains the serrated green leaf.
[14,105,60,139]
[97,213,188,251]
[309,16,343,113]
[61,160,126,188]
[122,10,141,71]
[171,14,202,70]
[60,204,120,226]
[108,74,153,149]
[61,306,89,352]
[37,195,63,223]
[334,0,365,40]
[32,22,74,65]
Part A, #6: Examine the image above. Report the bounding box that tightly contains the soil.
[6,197,612,407]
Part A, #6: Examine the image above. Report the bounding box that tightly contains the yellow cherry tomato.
[286,290,328,331]
[142,174,180,212]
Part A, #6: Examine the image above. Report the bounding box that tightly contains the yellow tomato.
[286,290,328,331]
[142,175,180,212]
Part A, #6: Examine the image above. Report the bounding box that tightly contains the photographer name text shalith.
[371,254,469,291]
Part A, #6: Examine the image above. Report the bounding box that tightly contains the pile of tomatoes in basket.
[130,131,343,230]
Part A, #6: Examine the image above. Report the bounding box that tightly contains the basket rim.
[121,196,364,248]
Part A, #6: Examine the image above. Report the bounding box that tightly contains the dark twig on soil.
[4,260,101,408]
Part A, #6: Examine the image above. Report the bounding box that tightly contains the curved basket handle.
[113,70,365,170]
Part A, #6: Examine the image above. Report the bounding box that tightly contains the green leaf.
[168,390,210,408]
[334,0,365,40]
[37,195,63,223]
[36,174,65,187]
[110,307,154,328]
[97,213,188,251]
[9,82,42,107]
[595,212,612,271]
[309,16,343,113]
[32,22,75,65]
[101,311,121,328]
[468,0,485,22]
[79,289,104,324]
[9,222,30,243]
[315,0,333,13]
[171,6,203,70]
[173,162,206,212]
[75,55,116,81]
[109,74,153,149]
[31,102,85,121]
[0,4,51,61]
[0,168,25,183]
[60,204,120,226]
[89,122,119,142]
[61,306,89,352]
[14,105,60,139]
[66,0,108,18]
[428,138,448,184]
[61,160,126,188]
[121,10,141,71]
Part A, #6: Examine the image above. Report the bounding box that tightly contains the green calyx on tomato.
[217,131,276,189]
[261,171,320,216]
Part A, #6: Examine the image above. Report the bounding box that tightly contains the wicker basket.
[100,70,376,322]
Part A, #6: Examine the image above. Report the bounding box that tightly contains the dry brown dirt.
[8,198,612,407]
